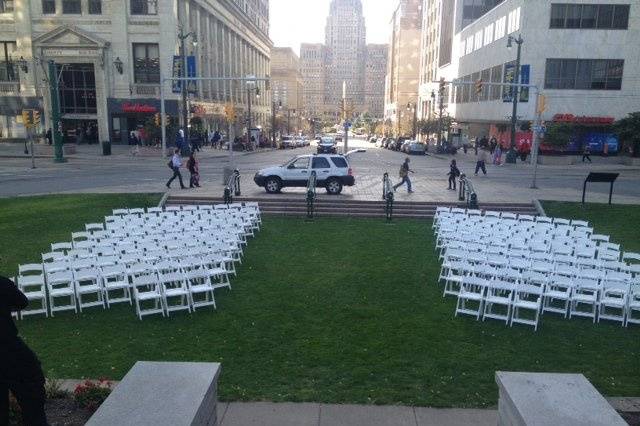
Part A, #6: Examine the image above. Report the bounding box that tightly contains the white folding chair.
[627,285,640,327]
[455,276,486,320]
[202,254,232,290]
[51,242,73,254]
[598,281,628,325]
[542,275,573,317]
[46,270,77,315]
[101,264,132,307]
[156,261,191,315]
[511,284,543,331]
[113,208,129,216]
[184,267,216,311]
[569,278,600,323]
[73,267,105,312]
[132,272,165,320]
[85,223,105,233]
[17,264,48,318]
[482,280,514,324]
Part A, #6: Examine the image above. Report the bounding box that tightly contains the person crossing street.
[393,157,414,193]
[166,148,186,189]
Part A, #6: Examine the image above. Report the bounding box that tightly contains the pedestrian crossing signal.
[154,113,161,126]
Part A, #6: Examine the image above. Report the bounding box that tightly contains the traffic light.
[537,94,547,114]
[21,109,33,127]
[154,113,161,126]
[438,78,446,96]
[475,79,484,96]
[165,114,171,125]
[224,104,236,122]
[255,87,261,97]
[33,110,40,125]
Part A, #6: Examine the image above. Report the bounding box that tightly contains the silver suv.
[253,151,364,195]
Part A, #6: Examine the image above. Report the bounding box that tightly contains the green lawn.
[5,197,640,408]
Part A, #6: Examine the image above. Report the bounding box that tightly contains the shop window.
[131,0,157,15]
[0,1,14,13]
[0,41,18,82]
[89,0,102,14]
[42,0,55,14]
[133,43,160,84]
[62,0,81,14]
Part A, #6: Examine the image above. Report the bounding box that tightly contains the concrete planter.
[537,155,575,165]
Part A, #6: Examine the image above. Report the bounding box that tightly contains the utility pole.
[178,28,197,151]
[287,109,291,135]
[506,34,524,164]
[247,87,252,145]
[48,60,65,163]
[530,92,545,189]
[271,101,277,148]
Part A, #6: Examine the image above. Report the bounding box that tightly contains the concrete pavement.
[1,139,639,204]
[217,402,498,426]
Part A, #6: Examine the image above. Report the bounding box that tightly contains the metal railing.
[306,171,317,219]
[0,81,20,94]
[383,173,394,222]
[458,174,479,209]
[224,169,241,204]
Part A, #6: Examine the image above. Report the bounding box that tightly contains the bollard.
[469,192,479,209]
[234,170,241,196]
[458,175,466,202]
[224,187,232,205]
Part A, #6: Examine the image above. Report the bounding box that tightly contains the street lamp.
[506,34,524,164]
[406,102,417,140]
[16,56,28,73]
[113,57,123,75]
[178,26,198,150]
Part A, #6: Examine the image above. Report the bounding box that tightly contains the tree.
[615,112,640,157]
[544,123,574,148]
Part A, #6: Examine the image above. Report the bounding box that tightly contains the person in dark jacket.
[448,159,460,190]
[45,129,52,146]
[0,276,48,426]
[393,157,414,193]
[582,145,592,163]
[187,153,201,188]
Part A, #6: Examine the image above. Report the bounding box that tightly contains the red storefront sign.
[552,114,615,125]
[122,103,157,113]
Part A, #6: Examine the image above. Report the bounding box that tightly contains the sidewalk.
[218,402,497,426]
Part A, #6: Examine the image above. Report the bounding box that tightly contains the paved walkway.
[218,402,497,426]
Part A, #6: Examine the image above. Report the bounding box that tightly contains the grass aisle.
[4,198,640,407]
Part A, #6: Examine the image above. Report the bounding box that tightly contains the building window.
[0,41,18,82]
[131,0,157,15]
[62,0,81,14]
[545,59,624,90]
[57,64,97,114]
[41,0,55,14]
[0,1,14,13]
[132,43,160,84]
[550,4,630,29]
[89,0,102,14]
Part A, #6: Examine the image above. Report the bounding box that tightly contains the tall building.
[300,43,327,119]
[418,0,444,121]
[0,0,271,144]
[384,0,423,136]
[364,44,388,119]
[323,0,367,119]
[271,47,302,112]
[444,0,639,144]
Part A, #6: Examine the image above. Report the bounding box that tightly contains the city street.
[1,137,639,205]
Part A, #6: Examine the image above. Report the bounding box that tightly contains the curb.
[532,199,547,217]
[158,191,170,208]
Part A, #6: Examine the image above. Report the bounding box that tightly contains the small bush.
[73,379,112,412]
[45,377,70,399]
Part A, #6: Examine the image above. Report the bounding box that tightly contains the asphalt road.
[1,137,639,204]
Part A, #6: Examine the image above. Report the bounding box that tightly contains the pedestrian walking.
[211,130,221,149]
[489,136,498,154]
[475,145,489,176]
[45,128,52,146]
[187,153,201,188]
[1,276,48,426]
[473,137,479,155]
[393,157,414,193]
[448,159,460,190]
[582,145,592,163]
[493,144,503,165]
[166,148,186,189]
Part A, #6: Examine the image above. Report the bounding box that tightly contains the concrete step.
[165,195,538,219]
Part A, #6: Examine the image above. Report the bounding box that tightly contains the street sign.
[344,121,352,128]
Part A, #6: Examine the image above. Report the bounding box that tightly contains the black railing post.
[383,173,394,222]
[234,169,241,196]
[458,174,466,202]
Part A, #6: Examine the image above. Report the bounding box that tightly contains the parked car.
[254,150,365,195]
[384,138,395,149]
[281,136,296,149]
[368,136,377,144]
[294,137,305,148]
[376,137,387,148]
[407,141,427,155]
[400,140,412,153]
[317,136,337,154]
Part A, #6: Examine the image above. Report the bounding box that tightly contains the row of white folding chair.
[443,260,638,326]
[437,208,588,228]
[16,264,48,318]
[454,277,544,330]
[435,215,590,238]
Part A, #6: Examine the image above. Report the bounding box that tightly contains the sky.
[269,0,398,55]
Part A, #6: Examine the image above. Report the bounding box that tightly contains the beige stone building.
[384,0,422,137]
[364,44,388,119]
[270,47,302,112]
[300,43,326,120]
[0,0,271,144]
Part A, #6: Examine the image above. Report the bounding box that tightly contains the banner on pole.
[187,56,197,94]
[502,63,530,103]
[171,56,182,93]
[519,65,530,103]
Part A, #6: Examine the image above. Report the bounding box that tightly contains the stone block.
[537,155,575,165]
[87,361,221,426]
[496,371,627,426]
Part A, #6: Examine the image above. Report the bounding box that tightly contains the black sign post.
[582,172,619,205]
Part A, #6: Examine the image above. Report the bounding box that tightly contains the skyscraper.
[324,0,367,119]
